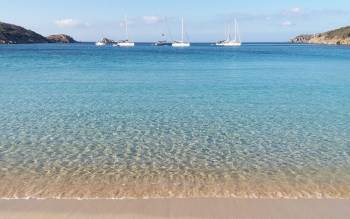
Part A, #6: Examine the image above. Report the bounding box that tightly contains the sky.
[1,0,350,42]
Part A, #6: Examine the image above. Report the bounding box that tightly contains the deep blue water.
[0,43,349,198]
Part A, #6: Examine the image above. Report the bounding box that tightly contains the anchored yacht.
[216,19,241,47]
[155,18,173,46]
[155,33,172,46]
[155,28,173,46]
[95,41,106,46]
[172,17,190,47]
[155,40,172,46]
[113,16,135,47]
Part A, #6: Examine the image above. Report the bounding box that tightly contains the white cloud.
[281,20,294,27]
[142,16,163,24]
[55,19,89,28]
[282,7,303,17]
[290,7,302,14]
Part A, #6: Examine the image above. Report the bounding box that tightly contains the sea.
[0,43,349,199]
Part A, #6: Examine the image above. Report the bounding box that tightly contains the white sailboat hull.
[172,17,190,47]
[113,42,135,47]
[114,16,134,47]
[217,18,242,47]
[95,42,106,46]
[216,41,241,47]
[172,42,190,47]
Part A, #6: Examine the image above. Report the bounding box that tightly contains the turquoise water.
[0,43,350,198]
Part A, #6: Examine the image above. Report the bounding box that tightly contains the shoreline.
[1,196,350,200]
[1,198,350,219]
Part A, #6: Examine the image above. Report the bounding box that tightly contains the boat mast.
[234,18,237,42]
[225,24,228,41]
[227,24,231,41]
[124,15,129,40]
[237,19,241,43]
[181,17,184,42]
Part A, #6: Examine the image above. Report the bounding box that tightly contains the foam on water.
[0,43,350,198]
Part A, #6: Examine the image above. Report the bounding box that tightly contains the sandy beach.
[1,198,349,219]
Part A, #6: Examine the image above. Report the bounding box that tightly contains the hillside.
[0,22,49,44]
[291,26,350,45]
[0,22,77,44]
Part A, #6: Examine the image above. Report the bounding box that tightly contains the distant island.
[47,34,77,43]
[291,26,350,45]
[0,21,77,44]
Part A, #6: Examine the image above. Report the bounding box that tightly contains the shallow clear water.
[0,43,350,198]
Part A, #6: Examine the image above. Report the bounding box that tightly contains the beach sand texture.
[1,198,350,219]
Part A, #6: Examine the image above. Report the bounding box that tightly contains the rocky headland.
[290,26,350,45]
[0,21,77,44]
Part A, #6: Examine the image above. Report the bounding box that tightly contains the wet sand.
[1,198,349,219]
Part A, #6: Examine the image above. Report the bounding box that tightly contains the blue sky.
[1,0,350,42]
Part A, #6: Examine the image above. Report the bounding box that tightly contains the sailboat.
[172,17,190,47]
[95,37,106,46]
[155,33,172,46]
[95,41,106,46]
[216,18,241,47]
[155,17,173,46]
[113,16,135,47]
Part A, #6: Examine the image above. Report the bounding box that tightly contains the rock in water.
[100,38,116,44]
[0,22,49,44]
[47,34,77,43]
[290,34,313,44]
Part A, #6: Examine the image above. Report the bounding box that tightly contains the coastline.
[1,43,350,218]
[1,198,350,219]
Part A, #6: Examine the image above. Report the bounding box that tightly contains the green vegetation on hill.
[291,26,350,45]
[323,26,350,39]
